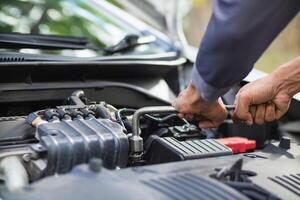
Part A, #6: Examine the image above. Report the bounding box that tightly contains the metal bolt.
[182,124,189,130]
[22,154,31,163]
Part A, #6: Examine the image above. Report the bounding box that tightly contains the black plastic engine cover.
[37,118,128,174]
[0,118,35,142]
[6,142,300,200]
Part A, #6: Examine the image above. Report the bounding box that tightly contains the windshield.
[0,0,170,57]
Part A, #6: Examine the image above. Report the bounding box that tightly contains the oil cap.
[279,136,290,150]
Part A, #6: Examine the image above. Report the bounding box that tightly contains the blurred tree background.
[183,0,300,73]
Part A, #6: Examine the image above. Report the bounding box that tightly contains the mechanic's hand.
[233,73,291,125]
[172,82,228,129]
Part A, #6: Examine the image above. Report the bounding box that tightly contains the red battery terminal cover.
[217,137,256,154]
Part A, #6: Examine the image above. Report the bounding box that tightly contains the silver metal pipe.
[0,156,29,192]
[130,106,176,160]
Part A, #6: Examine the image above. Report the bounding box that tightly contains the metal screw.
[182,124,189,130]
[22,154,31,163]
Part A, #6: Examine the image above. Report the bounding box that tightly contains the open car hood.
[120,0,193,58]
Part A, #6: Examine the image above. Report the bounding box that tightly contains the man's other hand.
[172,82,228,129]
[233,71,292,125]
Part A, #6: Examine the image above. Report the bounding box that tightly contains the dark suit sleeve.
[192,0,300,101]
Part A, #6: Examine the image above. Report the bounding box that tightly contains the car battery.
[144,135,232,164]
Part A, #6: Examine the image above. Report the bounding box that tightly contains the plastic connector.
[217,137,256,154]
[26,113,44,127]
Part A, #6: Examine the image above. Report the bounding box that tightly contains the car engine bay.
[0,90,229,180]
[0,89,299,200]
[1,0,300,198]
